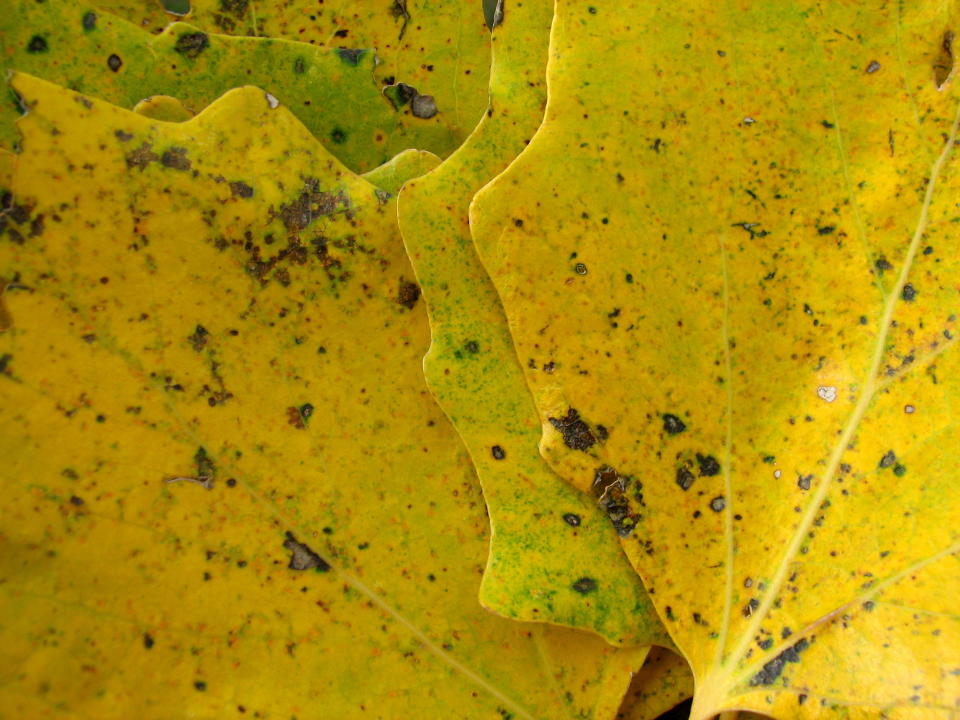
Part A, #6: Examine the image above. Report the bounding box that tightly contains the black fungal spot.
[562,513,581,527]
[675,467,694,491]
[174,32,210,58]
[893,464,907,477]
[464,340,479,354]
[874,255,892,273]
[574,262,588,275]
[696,453,720,476]
[336,48,365,65]
[187,324,209,351]
[797,474,812,491]
[548,408,597,451]
[161,147,191,171]
[593,465,641,537]
[194,681,206,691]
[107,54,122,72]
[229,181,254,198]
[742,598,759,617]
[865,59,881,74]
[749,638,810,686]
[820,120,835,129]
[571,577,597,595]
[662,413,686,434]
[709,496,726,512]
[491,445,506,460]
[330,127,347,144]
[879,450,897,468]
[27,36,49,53]
[817,224,836,235]
[143,632,154,649]
[69,495,84,506]
[901,283,917,301]
[125,142,159,170]
[283,531,331,571]
[82,11,97,30]
[115,129,133,142]
[397,279,421,309]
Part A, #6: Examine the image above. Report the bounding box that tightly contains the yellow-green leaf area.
[0,0,450,170]
[0,73,643,720]
[95,0,492,159]
[397,0,668,648]
[471,1,960,717]
[132,94,195,122]
[361,148,441,196]
[616,648,693,720]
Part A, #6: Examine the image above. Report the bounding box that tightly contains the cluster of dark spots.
[491,445,505,460]
[571,577,597,595]
[115,129,133,142]
[548,408,599,451]
[662,413,686,434]
[286,403,314,429]
[174,32,210,58]
[901,283,917,301]
[275,180,348,237]
[692,612,708,626]
[125,142,159,170]
[27,35,49,53]
[593,465,641,537]
[562,513,581,527]
[194,447,216,481]
[161,147,191,171]
[283,531,330,571]
[696,453,720,476]
[107,54,122,72]
[335,48,366,66]
[0,199,44,244]
[749,638,810,686]
[397,279,421,309]
[383,82,438,118]
[82,11,97,30]
[229,181,254,198]
[879,450,897,468]
[187,324,208,351]
[709,496,725,512]
[816,224,836,234]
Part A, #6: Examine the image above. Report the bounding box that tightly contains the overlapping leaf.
[0,0,460,170]
[470,0,960,717]
[397,0,668,648]
[0,74,646,719]
[95,0,492,159]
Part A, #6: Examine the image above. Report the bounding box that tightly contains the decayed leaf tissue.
[1,1,957,719]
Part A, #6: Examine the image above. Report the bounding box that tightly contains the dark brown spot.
[397,279,420,309]
[161,147,191,171]
[548,408,597,452]
[571,577,597,594]
[283,531,330,571]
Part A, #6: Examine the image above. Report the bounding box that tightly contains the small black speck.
[587,6,597,13]
[893,464,906,477]
[194,681,206,691]
[562,513,581,527]
[625,273,633,283]
[817,225,836,235]
[797,474,812,491]
[82,11,97,30]
[107,54,122,72]
[574,262,588,275]
[226,478,236,487]
[491,445,506,460]
[143,633,154,649]
[865,60,881,73]
[571,577,597,594]
[709,496,726,512]
[69,495,84,506]
[96,414,106,423]
[27,35,49,53]
[879,450,897,468]
[821,120,834,129]
[662,413,686,434]
[901,283,917,301]
[464,340,479,354]
[923,246,934,255]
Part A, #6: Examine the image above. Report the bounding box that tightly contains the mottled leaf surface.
[0,74,642,720]
[616,648,693,720]
[361,148,441,196]
[397,0,667,647]
[95,0,492,159]
[0,0,448,170]
[471,1,960,717]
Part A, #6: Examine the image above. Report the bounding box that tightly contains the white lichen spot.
[904,404,915,414]
[265,92,280,109]
[774,469,782,479]
[817,385,838,403]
